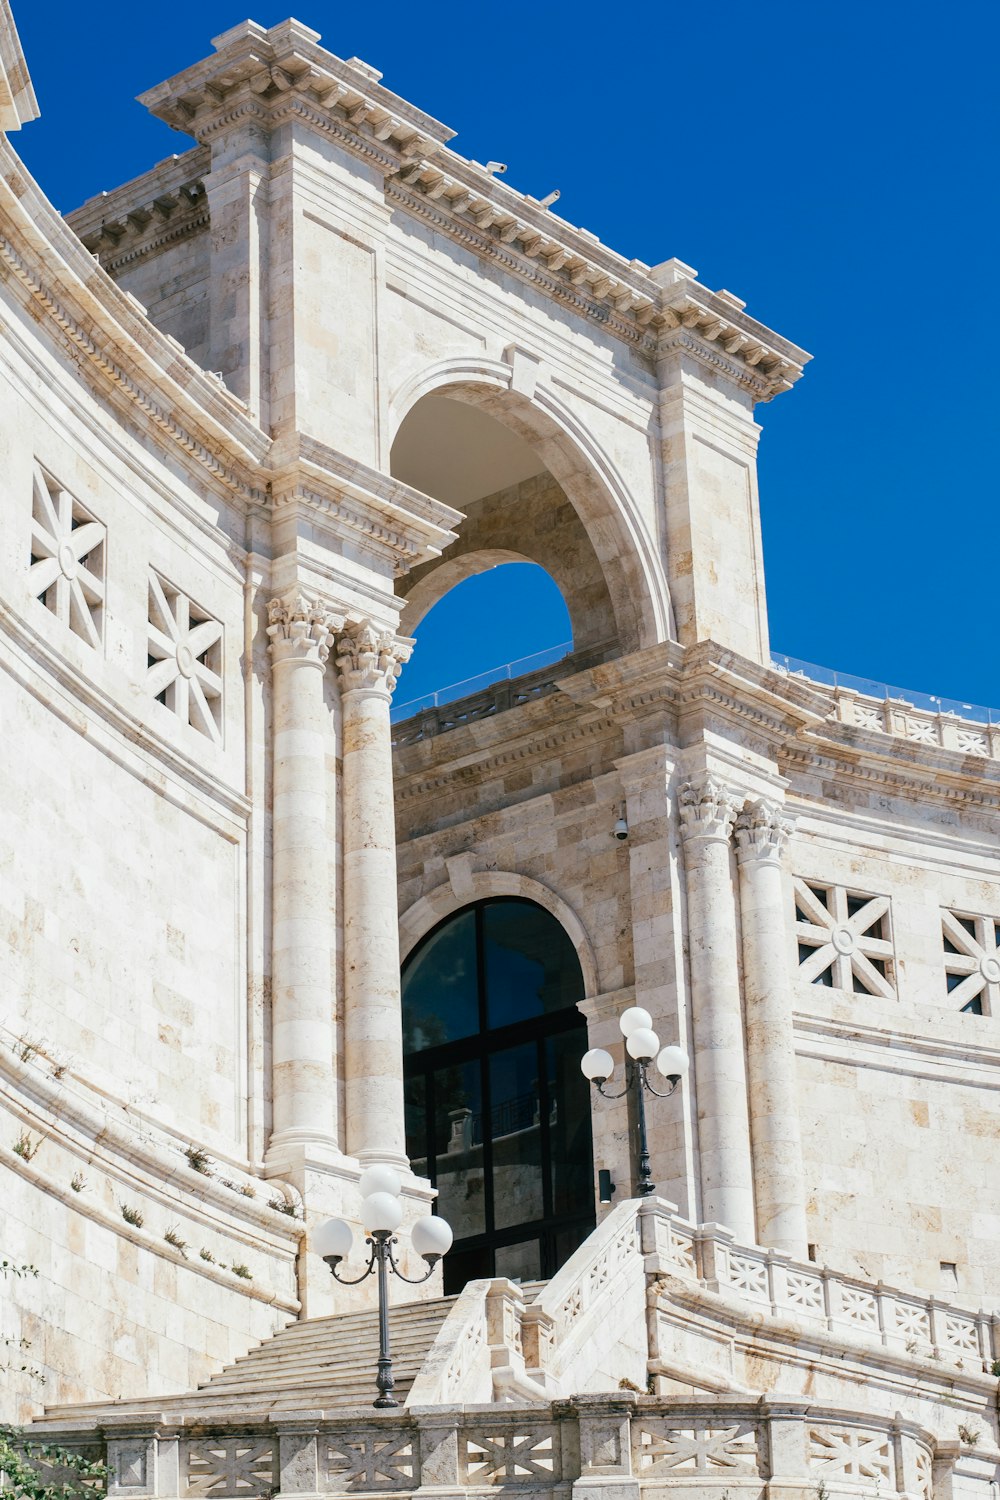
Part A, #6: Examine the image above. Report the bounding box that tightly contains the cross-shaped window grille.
[146,571,223,743]
[792,879,895,997]
[941,911,999,1016]
[28,464,105,648]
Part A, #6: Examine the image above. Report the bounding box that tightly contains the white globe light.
[619,1006,652,1037]
[656,1045,690,1080]
[581,1047,615,1082]
[312,1217,353,1260]
[359,1164,402,1199]
[362,1191,403,1232]
[411,1215,454,1260]
[625,1027,659,1060]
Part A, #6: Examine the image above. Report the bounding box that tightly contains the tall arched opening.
[401,898,596,1293]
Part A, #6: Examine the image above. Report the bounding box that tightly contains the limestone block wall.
[395,656,1000,1303]
[0,343,257,1158]
[0,1047,300,1423]
[66,149,213,369]
[785,792,1000,1299]
[113,231,212,369]
[0,140,297,1417]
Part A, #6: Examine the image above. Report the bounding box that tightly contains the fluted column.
[678,775,756,1242]
[336,620,412,1169]
[734,799,808,1257]
[266,592,342,1158]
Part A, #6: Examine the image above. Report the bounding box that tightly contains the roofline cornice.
[132,20,810,399]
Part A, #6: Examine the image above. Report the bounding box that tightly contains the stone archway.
[389,358,674,654]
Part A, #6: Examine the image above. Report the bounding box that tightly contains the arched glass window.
[402,898,595,1293]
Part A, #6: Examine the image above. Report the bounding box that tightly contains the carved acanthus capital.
[266,593,344,666]
[677,776,742,843]
[336,619,413,698]
[734,799,795,865]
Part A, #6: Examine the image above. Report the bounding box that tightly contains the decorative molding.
[793,880,895,999]
[0,0,38,131]
[0,230,265,508]
[734,798,794,864]
[0,598,250,824]
[148,571,225,743]
[266,593,343,666]
[71,163,210,277]
[135,21,808,395]
[336,618,412,696]
[677,776,742,843]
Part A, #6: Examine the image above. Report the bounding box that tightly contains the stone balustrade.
[639,1200,999,1372]
[61,1394,950,1500]
[408,1199,998,1415]
[832,688,1000,760]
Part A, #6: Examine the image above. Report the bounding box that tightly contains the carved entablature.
[267,593,344,666]
[134,21,809,390]
[677,776,743,843]
[734,799,795,865]
[335,619,413,698]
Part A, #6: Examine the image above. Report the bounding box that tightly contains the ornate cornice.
[67,148,212,276]
[734,798,795,864]
[336,619,412,698]
[269,433,460,573]
[0,229,266,507]
[779,737,1000,817]
[136,21,809,398]
[0,0,38,131]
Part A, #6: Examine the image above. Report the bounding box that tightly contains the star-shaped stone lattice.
[146,571,223,743]
[28,465,105,647]
[941,910,998,1015]
[793,879,895,997]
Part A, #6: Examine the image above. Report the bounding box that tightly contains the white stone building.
[1,7,998,1500]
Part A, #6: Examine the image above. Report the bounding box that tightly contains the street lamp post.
[312,1164,453,1409]
[581,1007,690,1197]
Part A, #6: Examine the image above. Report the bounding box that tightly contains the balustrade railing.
[74,1393,950,1500]
[640,1200,999,1371]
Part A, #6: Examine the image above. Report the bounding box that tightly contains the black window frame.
[402,897,596,1289]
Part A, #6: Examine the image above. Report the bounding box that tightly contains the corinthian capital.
[336,619,413,698]
[267,592,344,665]
[677,775,742,843]
[734,799,795,865]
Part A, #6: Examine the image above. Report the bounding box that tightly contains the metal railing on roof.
[770,653,999,725]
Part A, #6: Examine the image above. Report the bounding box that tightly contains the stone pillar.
[734,800,808,1257]
[203,117,271,424]
[266,593,342,1160]
[336,619,412,1169]
[677,775,755,1242]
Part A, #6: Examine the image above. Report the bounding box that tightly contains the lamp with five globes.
[313,1164,453,1408]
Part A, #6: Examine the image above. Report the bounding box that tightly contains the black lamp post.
[581,1007,689,1197]
[312,1165,453,1409]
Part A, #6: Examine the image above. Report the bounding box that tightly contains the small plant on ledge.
[164,1227,188,1257]
[70,1173,86,1193]
[184,1145,212,1175]
[199,1248,215,1263]
[268,1197,299,1218]
[12,1132,38,1162]
[958,1424,982,1447]
[230,1263,252,1280]
[120,1204,144,1228]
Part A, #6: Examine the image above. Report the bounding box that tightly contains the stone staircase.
[42,1297,458,1420]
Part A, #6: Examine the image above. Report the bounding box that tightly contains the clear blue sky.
[13,2,999,710]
